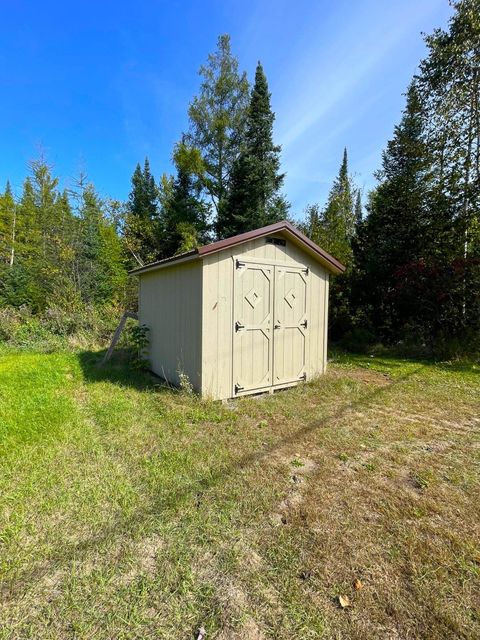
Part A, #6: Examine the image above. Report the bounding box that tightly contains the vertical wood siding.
[201,235,329,399]
[139,261,202,391]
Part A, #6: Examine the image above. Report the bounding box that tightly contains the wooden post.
[101,311,138,365]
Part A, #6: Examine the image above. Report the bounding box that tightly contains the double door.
[233,260,308,395]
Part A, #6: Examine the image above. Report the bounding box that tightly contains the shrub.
[0,303,126,351]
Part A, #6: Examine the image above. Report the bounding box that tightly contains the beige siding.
[307,261,329,378]
[201,233,329,399]
[139,261,202,391]
[201,251,234,399]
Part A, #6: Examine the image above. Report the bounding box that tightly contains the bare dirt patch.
[117,533,164,585]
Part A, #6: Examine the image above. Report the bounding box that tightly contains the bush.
[0,303,125,351]
[340,326,376,354]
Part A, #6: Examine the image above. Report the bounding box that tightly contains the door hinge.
[300,319,308,329]
[303,267,309,275]
[234,383,244,394]
[235,320,245,332]
[299,372,307,381]
[236,259,245,269]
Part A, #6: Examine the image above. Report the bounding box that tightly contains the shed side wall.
[201,235,329,400]
[308,261,329,378]
[139,261,202,390]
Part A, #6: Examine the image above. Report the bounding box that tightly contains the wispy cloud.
[245,0,450,211]
[276,0,445,151]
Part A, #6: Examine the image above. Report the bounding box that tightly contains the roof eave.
[128,220,346,277]
[128,250,199,275]
[197,221,345,274]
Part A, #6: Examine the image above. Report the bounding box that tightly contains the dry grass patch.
[0,350,478,638]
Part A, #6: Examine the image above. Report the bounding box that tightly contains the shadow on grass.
[435,360,480,375]
[77,349,170,393]
[2,361,428,600]
[332,348,479,376]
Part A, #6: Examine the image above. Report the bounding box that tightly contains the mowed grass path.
[0,350,479,639]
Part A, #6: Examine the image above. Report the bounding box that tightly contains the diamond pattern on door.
[234,262,308,396]
[233,264,273,394]
[245,287,261,309]
[284,288,296,308]
[273,268,307,385]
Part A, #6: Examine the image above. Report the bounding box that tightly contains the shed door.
[273,266,308,385]
[233,262,274,394]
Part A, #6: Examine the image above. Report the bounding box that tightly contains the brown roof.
[129,220,346,276]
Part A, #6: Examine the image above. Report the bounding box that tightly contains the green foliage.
[218,62,289,238]
[124,158,162,265]
[0,158,131,343]
[0,181,16,267]
[348,0,480,355]
[75,183,127,305]
[182,34,250,224]
[160,143,210,257]
[300,2,479,357]
[301,149,359,340]
[417,0,480,259]
[127,323,150,369]
[353,84,433,340]
[0,303,124,351]
[303,149,356,268]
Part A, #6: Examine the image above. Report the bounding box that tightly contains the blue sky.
[0,0,452,220]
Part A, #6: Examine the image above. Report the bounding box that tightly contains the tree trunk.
[9,205,16,267]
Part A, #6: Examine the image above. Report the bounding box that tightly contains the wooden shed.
[130,221,345,400]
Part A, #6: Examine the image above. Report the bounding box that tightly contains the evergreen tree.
[161,146,209,257]
[77,184,126,304]
[354,83,433,339]
[218,62,288,238]
[0,159,129,316]
[306,148,356,267]
[28,160,77,306]
[417,0,480,261]
[182,34,250,223]
[354,189,362,225]
[0,182,16,266]
[124,157,161,265]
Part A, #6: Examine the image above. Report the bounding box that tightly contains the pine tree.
[417,0,480,260]
[354,190,362,225]
[183,34,250,223]
[77,184,127,304]
[354,83,433,339]
[17,177,38,266]
[307,148,356,267]
[161,148,209,257]
[218,62,288,238]
[0,182,16,266]
[301,149,357,339]
[124,158,161,265]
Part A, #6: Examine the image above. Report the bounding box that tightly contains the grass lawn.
[0,349,479,639]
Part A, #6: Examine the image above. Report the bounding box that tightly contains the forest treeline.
[0,0,478,356]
